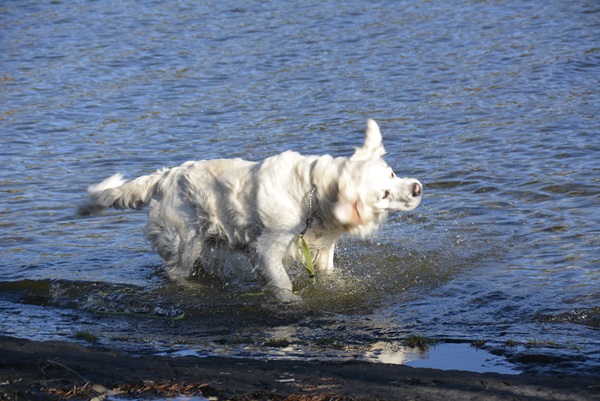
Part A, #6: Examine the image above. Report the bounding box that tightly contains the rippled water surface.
[1,1,599,376]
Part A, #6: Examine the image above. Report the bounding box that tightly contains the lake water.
[1,0,598,376]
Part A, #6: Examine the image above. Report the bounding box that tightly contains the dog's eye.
[390,172,396,178]
[383,190,391,199]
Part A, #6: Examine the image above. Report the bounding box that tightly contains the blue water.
[1,1,599,376]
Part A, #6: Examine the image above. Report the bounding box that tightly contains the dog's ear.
[334,170,367,225]
[352,119,386,160]
[334,197,365,225]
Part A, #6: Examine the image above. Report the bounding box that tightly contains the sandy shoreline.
[1,336,598,400]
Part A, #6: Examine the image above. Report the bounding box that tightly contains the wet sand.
[0,336,598,400]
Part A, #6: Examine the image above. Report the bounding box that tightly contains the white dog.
[79,120,422,302]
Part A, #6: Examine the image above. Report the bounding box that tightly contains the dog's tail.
[78,171,164,216]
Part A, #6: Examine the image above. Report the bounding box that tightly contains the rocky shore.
[1,336,598,401]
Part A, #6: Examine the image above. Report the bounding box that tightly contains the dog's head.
[334,120,422,227]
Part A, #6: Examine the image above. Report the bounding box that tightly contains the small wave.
[534,307,600,328]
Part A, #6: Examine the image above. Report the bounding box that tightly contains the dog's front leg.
[255,233,301,303]
[315,242,336,274]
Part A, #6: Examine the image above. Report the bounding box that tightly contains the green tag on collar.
[298,233,316,284]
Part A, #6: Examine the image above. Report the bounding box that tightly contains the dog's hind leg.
[145,200,202,281]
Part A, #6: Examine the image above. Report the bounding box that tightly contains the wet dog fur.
[79,120,422,302]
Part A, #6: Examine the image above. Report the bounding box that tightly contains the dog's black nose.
[412,182,422,197]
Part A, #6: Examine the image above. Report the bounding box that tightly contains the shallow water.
[1,1,599,376]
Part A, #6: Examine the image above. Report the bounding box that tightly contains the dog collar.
[299,186,317,235]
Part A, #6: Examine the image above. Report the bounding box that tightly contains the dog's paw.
[269,287,302,304]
